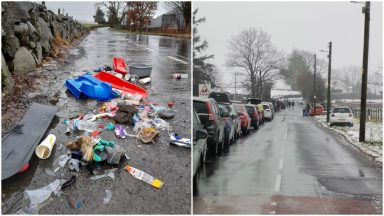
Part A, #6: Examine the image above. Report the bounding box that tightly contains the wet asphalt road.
[194,107,382,214]
[2,28,191,214]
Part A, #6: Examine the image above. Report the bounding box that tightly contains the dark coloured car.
[193,97,225,155]
[226,104,242,139]
[218,104,235,147]
[193,109,208,195]
[208,92,231,105]
[247,98,262,105]
[245,104,259,130]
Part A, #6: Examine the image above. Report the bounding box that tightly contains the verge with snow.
[313,115,383,165]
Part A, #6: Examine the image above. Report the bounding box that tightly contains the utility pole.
[326,42,332,123]
[313,54,317,108]
[359,1,370,142]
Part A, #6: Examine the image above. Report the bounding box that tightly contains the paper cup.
[35,134,56,159]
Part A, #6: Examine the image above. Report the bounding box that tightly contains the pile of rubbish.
[3,57,190,212]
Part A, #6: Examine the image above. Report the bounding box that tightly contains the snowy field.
[313,115,383,164]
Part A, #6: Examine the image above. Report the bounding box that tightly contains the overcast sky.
[45,1,168,23]
[194,1,383,82]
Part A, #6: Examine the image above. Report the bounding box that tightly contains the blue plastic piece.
[65,74,118,101]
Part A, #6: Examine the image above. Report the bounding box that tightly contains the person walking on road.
[292,101,295,110]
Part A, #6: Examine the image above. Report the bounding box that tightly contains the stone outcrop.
[1,1,89,90]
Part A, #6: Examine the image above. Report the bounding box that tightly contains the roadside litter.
[125,165,163,189]
[171,73,188,79]
[170,133,191,148]
[24,179,61,206]
[103,190,112,204]
[3,56,188,212]
[2,103,57,180]
[35,134,56,159]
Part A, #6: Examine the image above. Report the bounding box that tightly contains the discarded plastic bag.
[58,154,71,168]
[25,179,61,206]
[125,165,163,189]
[103,190,112,204]
[152,118,171,130]
[170,134,191,148]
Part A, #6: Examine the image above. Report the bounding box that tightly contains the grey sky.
[194,1,383,82]
[45,1,168,23]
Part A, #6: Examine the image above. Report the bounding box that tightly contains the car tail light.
[207,102,214,121]
[252,112,257,117]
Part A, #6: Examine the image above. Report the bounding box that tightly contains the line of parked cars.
[193,92,276,193]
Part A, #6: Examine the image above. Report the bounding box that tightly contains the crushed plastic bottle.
[124,165,163,189]
[64,119,100,133]
[103,190,112,204]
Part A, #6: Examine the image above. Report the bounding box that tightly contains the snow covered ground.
[313,115,383,164]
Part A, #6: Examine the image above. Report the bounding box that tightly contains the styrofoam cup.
[35,134,56,159]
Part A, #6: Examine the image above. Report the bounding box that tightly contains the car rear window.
[233,104,243,112]
[333,108,351,113]
[193,101,208,114]
[263,105,269,110]
[209,93,230,103]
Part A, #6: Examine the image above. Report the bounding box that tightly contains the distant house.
[148,13,185,31]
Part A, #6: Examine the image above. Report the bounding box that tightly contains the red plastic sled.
[94,71,148,98]
[113,57,128,75]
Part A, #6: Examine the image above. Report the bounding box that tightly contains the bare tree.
[97,2,128,28]
[226,28,283,99]
[165,1,191,33]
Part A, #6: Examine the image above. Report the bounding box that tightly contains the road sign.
[199,84,211,97]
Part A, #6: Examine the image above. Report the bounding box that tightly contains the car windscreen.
[209,93,230,103]
[333,108,351,113]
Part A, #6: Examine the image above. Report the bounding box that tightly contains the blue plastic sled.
[65,74,118,101]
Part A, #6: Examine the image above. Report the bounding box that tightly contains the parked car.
[226,104,242,139]
[310,104,324,116]
[218,104,235,148]
[193,97,225,155]
[245,104,259,130]
[193,109,208,195]
[208,92,231,105]
[262,103,273,121]
[262,102,274,119]
[330,106,354,127]
[232,103,251,135]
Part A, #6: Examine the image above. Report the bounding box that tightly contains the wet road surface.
[2,28,191,214]
[194,107,382,214]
